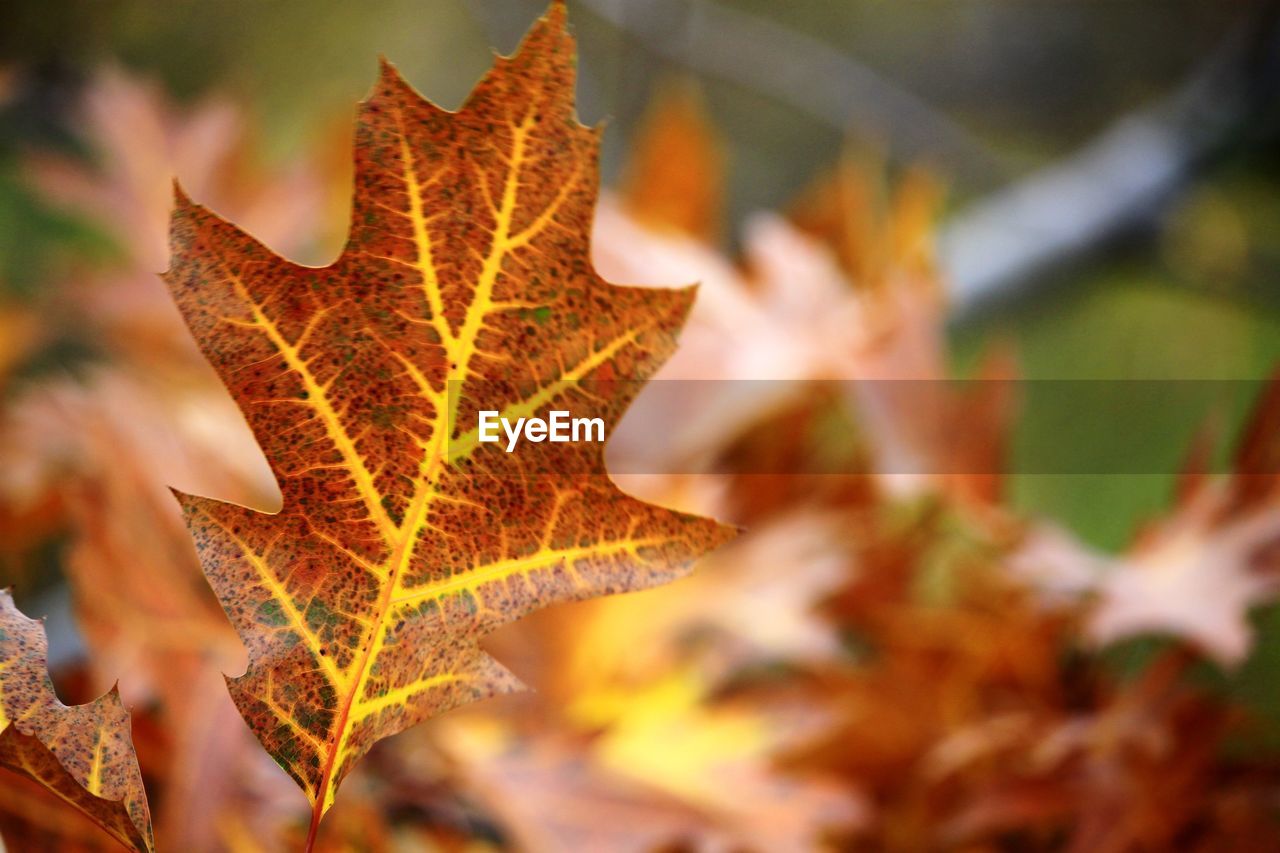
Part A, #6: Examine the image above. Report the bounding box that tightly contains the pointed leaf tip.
[376,55,401,85]
[171,178,190,207]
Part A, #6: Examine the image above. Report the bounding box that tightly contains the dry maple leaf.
[163,3,731,845]
[0,591,153,852]
[1013,373,1280,665]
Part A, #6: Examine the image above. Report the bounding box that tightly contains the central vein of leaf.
[229,101,612,817]
[315,112,537,814]
[313,431,443,814]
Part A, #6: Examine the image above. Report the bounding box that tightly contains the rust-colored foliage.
[716,387,878,525]
[162,2,732,841]
[619,81,725,242]
[765,376,1280,849]
[9,7,1280,846]
[0,591,153,852]
[788,146,941,293]
[1224,368,1280,517]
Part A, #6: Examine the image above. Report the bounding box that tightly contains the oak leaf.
[0,591,153,852]
[163,2,731,842]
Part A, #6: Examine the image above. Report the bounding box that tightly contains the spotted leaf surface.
[0,591,154,852]
[163,2,733,829]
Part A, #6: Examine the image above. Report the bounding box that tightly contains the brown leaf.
[0,591,153,852]
[163,2,732,840]
[788,145,942,293]
[619,81,725,242]
[1225,369,1280,517]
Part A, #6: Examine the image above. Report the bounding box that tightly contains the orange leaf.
[162,2,733,842]
[1225,369,1280,516]
[0,591,154,852]
[789,145,942,293]
[619,80,725,242]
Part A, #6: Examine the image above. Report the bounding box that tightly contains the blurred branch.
[571,0,1008,184]
[942,2,1280,317]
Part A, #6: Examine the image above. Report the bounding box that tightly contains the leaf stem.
[305,804,322,853]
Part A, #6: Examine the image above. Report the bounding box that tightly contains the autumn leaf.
[788,145,942,293]
[162,2,732,844]
[0,768,127,851]
[1223,368,1280,516]
[1012,373,1280,665]
[0,591,153,853]
[619,81,725,242]
[437,688,859,853]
